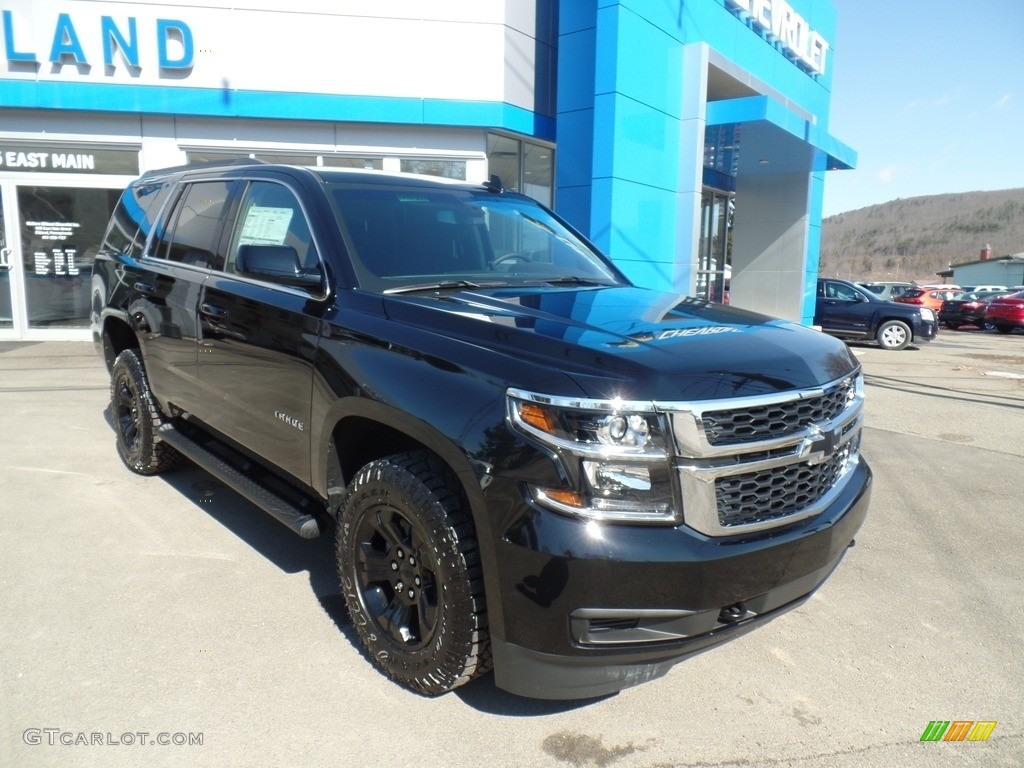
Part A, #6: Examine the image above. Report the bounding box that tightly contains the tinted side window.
[835,284,860,303]
[155,180,234,269]
[101,179,172,257]
[226,181,321,280]
[826,282,860,301]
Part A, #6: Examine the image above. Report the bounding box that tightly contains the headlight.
[920,307,936,322]
[507,389,677,523]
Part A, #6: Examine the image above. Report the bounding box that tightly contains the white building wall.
[954,258,1024,288]
[3,1,525,107]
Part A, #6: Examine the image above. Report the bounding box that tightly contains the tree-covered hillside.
[819,188,1024,282]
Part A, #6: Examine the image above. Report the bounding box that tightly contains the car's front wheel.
[876,320,912,350]
[337,452,490,696]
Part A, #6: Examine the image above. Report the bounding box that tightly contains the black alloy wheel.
[353,505,440,651]
[110,348,180,475]
[337,452,490,695]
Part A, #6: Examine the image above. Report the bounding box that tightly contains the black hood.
[382,285,859,402]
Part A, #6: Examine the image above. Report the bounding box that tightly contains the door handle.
[0,248,12,270]
[133,281,154,295]
[200,303,229,319]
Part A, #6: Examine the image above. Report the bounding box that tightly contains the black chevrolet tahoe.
[91,162,871,700]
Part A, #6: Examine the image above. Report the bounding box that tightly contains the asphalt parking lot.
[1,331,1022,768]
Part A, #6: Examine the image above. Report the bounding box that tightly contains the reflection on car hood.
[382,285,859,401]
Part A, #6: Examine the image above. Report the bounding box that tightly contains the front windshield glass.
[328,182,624,292]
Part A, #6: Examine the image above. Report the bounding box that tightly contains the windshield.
[328,183,624,292]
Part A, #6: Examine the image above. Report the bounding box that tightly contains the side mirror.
[235,244,322,288]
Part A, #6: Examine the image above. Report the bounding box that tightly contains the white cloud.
[876,167,895,183]
[994,93,1012,110]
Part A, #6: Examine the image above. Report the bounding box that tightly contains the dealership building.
[0,0,855,340]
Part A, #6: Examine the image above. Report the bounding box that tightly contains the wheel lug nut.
[396,581,404,592]
[414,576,421,586]
[408,589,415,599]
[408,556,415,566]
[390,562,398,571]
[397,549,404,559]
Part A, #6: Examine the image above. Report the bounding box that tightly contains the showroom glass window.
[487,134,554,208]
[18,187,121,328]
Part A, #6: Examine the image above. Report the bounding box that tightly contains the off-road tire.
[110,348,181,475]
[337,451,490,696]
[876,320,911,350]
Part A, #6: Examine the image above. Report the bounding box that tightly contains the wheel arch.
[317,397,505,638]
[317,398,493,525]
[100,313,140,372]
[874,312,917,333]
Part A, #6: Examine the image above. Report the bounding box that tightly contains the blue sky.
[822,0,1024,217]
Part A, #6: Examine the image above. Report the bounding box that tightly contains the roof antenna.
[484,174,504,193]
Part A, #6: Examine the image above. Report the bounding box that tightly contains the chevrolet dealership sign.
[726,0,830,76]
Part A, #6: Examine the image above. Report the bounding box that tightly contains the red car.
[983,290,1024,333]
[938,290,1013,330]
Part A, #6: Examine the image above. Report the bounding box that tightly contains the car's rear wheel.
[876,320,911,350]
[111,348,181,475]
[337,451,490,696]
[995,324,1014,334]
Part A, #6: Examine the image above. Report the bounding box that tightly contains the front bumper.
[916,317,938,341]
[487,459,871,699]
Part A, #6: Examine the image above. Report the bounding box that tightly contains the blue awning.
[706,95,856,174]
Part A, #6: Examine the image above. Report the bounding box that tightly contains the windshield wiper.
[540,276,618,287]
[383,279,507,295]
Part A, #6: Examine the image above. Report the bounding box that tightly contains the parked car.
[938,290,1014,330]
[816,278,938,350]
[960,285,1008,293]
[857,281,914,301]
[894,287,963,313]
[983,290,1024,334]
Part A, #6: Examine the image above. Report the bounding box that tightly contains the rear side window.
[153,180,235,269]
[101,179,172,257]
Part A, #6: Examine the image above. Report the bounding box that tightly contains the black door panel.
[197,277,323,483]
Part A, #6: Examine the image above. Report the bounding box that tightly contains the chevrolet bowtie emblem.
[798,424,841,465]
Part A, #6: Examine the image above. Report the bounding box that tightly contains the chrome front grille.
[701,377,856,446]
[716,438,856,528]
[660,372,864,537]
